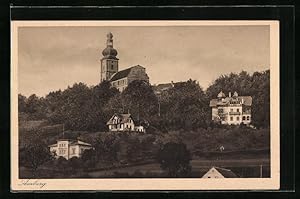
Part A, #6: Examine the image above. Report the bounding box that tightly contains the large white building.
[100,32,149,92]
[209,91,252,125]
[48,139,93,160]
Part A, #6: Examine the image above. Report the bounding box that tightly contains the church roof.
[110,65,145,81]
[110,67,133,81]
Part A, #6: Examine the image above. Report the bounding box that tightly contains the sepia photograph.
[11,20,280,191]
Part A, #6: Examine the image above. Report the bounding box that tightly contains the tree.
[94,133,120,163]
[55,156,69,176]
[158,79,209,130]
[87,81,119,131]
[45,81,119,131]
[122,80,158,121]
[157,142,191,177]
[126,137,142,162]
[18,94,27,112]
[206,70,270,128]
[68,156,81,171]
[20,129,54,177]
[81,149,96,168]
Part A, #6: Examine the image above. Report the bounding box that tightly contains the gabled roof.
[213,167,238,178]
[110,65,145,81]
[69,140,92,147]
[153,83,174,93]
[110,67,132,81]
[209,96,252,107]
[48,139,92,147]
[203,167,238,178]
[107,113,134,125]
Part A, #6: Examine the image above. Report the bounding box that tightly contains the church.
[100,32,149,91]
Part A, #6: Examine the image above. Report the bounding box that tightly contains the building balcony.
[229,112,241,115]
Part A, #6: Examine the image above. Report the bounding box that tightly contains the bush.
[157,142,192,177]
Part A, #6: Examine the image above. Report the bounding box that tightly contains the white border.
[11,20,280,191]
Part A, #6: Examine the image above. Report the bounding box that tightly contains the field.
[19,157,270,178]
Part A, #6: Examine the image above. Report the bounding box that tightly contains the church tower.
[100,32,119,82]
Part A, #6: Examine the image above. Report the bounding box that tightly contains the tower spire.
[100,32,119,82]
[106,32,113,47]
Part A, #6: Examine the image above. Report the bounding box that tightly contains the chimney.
[229,92,231,98]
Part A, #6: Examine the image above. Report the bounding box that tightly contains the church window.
[72,148,75,154]
[247,116,250,120]
[237,117,239,121]
[230,117,233,121]
[243,116,246,120]
[237,108,239,112]
[111,65,113,70]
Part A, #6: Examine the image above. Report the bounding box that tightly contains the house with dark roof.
[209,91,252,125]
[106,113,145,132]
[202,166,238,178]
[48,138,93,160]
[152,82,174,97]
[100,32,149,92]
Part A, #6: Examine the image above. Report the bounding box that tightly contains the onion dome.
[102,32,118,59]
[217,91,226,98]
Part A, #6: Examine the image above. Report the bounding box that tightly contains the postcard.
[11,20,280,191]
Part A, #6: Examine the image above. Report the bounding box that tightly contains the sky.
[18,25,270,97]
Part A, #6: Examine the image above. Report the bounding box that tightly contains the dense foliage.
[206,70,270,128]
[157,142,191,177]
[19,126,269,178]
[18,70,270,131]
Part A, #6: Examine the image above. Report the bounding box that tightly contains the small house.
[107,113,146,132]
[107,113,135,132]
[48,139,93,160]
[202,166,238,178]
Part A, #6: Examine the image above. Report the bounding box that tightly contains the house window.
[243,116,246,120]
[72,148,76,154]
[247,116,250,120]
[237,117,239,121]
[230,117,233,121]
[237,108,239,112]
[111,65,113,70]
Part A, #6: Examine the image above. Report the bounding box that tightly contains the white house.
[209,91,252,125]
[202,167,238,178]
[48,139,93,160]
[107,113,145,132]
